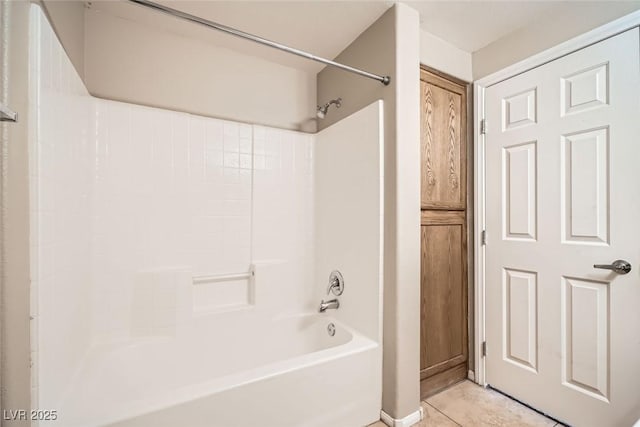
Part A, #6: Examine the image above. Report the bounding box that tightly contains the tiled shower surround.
[29,7,314,413]
[28,4,385,425]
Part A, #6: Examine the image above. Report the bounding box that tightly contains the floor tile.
[418,402,460,426]
[367,402,459,427]
[426,381,555,427]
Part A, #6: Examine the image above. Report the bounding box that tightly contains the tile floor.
[369,381,562,427]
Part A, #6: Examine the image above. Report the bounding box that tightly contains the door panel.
[503,268,538,372]
[561,128,609,244]
[420,71,467,210]
[485,28,640,427]
[503,141,537,240]
[561,276,609,401]
[420,211,468,384]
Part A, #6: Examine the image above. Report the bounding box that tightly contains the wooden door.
[420,69,469,398]
[485,28,640,427]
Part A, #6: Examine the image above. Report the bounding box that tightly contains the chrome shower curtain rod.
[127,0,391,86]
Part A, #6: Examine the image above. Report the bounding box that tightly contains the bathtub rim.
[59,316,378,427]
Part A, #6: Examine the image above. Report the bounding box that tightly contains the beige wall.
[473,1,640,79]
[83,9,317,132]
[420,30,472,82]
[40,0,86,79]
[37,1,318,132]
[1,0,32,424]
[392,4,421,418]
[317,3,421,420]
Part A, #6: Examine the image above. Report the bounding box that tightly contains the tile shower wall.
[90,102,256,339]
[29,8,94,410]
[30,6,314,412]
[252,126,315,313]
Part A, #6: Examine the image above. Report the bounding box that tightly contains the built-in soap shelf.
[191,264,256,313]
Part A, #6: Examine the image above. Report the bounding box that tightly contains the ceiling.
[88,1,598,72]
[409,1,565,52]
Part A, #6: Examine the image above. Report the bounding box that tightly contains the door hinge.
[480,119,487,135]
[481,230,487,246]
[482,341,487,357]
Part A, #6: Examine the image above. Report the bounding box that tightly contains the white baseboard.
[380,406,424,427]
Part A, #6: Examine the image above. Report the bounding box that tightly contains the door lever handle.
[593,259,632,275]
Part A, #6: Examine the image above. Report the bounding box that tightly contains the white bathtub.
[54,314,381,427]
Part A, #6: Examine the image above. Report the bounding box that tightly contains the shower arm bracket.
[0,103,18,122]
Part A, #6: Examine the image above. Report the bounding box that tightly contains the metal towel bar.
[192,266,255,285]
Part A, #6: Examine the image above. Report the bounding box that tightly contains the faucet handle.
[327,270,344,296]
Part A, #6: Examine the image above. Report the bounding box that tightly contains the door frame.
[472,9,640,386]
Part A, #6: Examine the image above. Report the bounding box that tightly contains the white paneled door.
[485,28,640,427]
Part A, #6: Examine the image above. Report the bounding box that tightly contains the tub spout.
[319,299,340,313]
